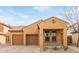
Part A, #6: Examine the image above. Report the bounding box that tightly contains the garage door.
[12,34,24,45]
[26,34,38,45]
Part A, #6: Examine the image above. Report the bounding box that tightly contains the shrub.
[64,46,68,51]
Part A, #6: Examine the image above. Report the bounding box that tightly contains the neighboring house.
[9,16,69,48]
[67,26,73,45]
[69,22,79,45]
[72,31,79,45]
[0,23,11,45]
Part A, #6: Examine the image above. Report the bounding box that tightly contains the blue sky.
[0,6,67,26]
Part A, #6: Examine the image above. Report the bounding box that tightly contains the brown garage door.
[12,34,24,45]
[26,34,38,45]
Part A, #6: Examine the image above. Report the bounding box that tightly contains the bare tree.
[64,6,79,47]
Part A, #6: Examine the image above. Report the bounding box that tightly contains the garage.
[26,34,38,45]
[12,34,24,45]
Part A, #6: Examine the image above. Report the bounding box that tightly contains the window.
[44,31,50,42]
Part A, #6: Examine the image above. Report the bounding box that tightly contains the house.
[72,31,79,45]
[9,16,69,48]
[0,22,11,45]
[69,22,79,46]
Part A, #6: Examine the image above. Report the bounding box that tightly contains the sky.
[0,6,68,26]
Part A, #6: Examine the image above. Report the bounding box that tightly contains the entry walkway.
[41,46,78,53]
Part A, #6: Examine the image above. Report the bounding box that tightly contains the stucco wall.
[0,24,10,45]
[3,26,10,34]
[23,23,39,34]
[38,18,68,29]
[72,33,78,45]
[0,35,6,45]
[9,31,23,34]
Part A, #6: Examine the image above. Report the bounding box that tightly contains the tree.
[64,6,79,47]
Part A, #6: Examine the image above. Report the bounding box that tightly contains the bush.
[64,46,68,51]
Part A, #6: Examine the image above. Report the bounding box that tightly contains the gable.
[23,20,42,34]
[22,16,69,34]
[38,17,69,29]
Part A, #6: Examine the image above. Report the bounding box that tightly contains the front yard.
[0,45,78,53]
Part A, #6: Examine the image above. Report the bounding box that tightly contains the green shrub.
[64,46,68,51]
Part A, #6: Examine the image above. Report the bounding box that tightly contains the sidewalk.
[69,46,79,53]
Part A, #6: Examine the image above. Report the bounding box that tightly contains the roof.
[0,22,11,28]
[0,33,7,36]
[9,26,23,32]
[11,26,24,29]
[53,16,69,24]
[9,16,69,31]
[9,20,43,31]
[22,20,43,29]
[38,16,69,24]
[23,16,69,29]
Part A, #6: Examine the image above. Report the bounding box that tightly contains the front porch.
[39,29,68,50]
[43,29,63,47]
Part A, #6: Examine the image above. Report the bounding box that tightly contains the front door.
[44,31,57,46]
[52,31,56,47]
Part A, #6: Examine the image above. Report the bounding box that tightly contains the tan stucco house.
[0,23,11,45]
[8,16,69,49]
[72,32,79,45]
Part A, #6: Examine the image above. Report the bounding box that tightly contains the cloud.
[22,15,32,19]
[0,10,23,17]
[16,21,25,25]
[0,15,13,20]
[33,6,52,12]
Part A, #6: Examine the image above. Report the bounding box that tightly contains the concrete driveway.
[0,45,78,53]
[0,45,40,53]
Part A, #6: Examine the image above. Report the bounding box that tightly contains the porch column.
[24,34,26,45]
[56,31,60,46]
[10,34,12,45]
[63,29,67,47]
[49,31,52,45]
[39,29,44,49]
[56,30,61,46]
